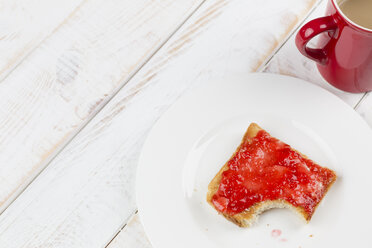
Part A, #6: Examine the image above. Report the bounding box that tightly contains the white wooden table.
[0,0,370,247]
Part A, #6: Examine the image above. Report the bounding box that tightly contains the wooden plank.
[0,0,85,81]
[106,214,151,248]
[263,0,363,107]
[0,0,204,213]
[0,0,324,247]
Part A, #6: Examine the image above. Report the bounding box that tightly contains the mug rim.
[332,0,372,33]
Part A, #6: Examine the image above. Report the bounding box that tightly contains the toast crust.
[207,123,336,227]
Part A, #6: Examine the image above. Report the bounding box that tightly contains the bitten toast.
[207,123,336,227]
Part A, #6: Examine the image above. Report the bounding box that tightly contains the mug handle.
[295,16,338,65]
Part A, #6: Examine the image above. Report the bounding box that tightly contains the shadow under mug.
[296,0,372,93]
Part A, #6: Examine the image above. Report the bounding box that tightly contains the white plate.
[136,73,372,248]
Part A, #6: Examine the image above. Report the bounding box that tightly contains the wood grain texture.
[0,0,85,81]
[0,0,327,247]
[263,0,363,107]
[106,214,151,248]
[0,0,203,214]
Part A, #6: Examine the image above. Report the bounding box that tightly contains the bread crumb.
[266,224,270,227]
[309,234,313,237]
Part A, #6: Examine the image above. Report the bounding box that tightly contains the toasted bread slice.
[207,123,336,227]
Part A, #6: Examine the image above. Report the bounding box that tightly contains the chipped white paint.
[0,0,85,81]
[0,0,331,247]
[0,0,203,213]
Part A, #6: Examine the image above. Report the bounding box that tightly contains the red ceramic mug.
[296,0,372,93]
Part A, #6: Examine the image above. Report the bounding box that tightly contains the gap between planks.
[353,93,368,110]
[104,210,138,248]
[0,0,207,216]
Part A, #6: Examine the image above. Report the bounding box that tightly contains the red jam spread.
[212,130,336,217]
